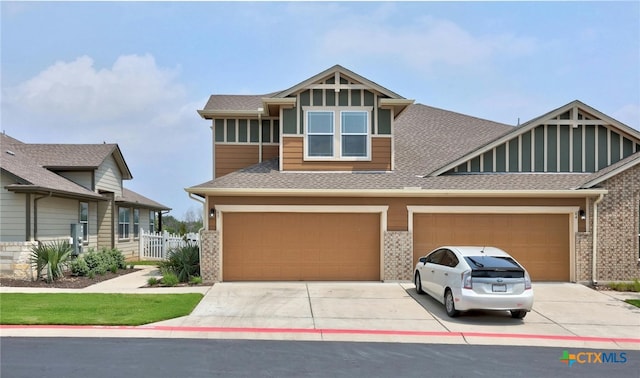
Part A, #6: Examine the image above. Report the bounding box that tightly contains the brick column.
[383,231,413,281]
[199,230,220,283]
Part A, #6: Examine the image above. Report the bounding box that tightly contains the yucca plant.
[159,245,200,282]
[30,240,72,283]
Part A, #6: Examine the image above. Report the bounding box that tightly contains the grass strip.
[626,299,640,308]
[0,293,203,326]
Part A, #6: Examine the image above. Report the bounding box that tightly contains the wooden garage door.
[223,212,380,281]
[413,213,570,281]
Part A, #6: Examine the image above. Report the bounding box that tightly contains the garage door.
[223,212,380,281]
[413,213,570,281]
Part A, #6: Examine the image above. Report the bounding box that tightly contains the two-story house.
[0,133,170,279]
[187,65,640,284]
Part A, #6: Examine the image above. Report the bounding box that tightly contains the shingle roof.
[117,188,171,211]
[203,93,279,112]
[579,152,640,188]
[1,134,104,199]
[11,143,133,179]
[189,156,594,192]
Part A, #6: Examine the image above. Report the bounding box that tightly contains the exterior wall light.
[579,209,586,220]
[209,208,216,218]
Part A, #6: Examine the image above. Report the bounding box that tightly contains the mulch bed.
[0,268,141,289]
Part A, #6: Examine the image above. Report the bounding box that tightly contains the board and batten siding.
[95,155,123,196]
[0,172,27,241]
[454,124,640,174]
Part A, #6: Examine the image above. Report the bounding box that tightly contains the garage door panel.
[223,212,380,281]
[414,213,569,281]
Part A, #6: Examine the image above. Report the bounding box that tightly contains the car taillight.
[462,270,472,289]
[524,272,532,290]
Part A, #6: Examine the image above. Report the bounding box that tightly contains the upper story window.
[305,108,370,160]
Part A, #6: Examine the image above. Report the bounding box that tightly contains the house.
[0,133,170,279]
[186,65,640,284]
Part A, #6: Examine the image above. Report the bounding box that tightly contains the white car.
[414,246,533,319]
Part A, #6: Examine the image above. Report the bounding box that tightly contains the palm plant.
[30,240,72,283]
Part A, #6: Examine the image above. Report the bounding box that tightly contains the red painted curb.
[2,325,639,344]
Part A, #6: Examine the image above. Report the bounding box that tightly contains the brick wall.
[200,230,220,283]
[0,241,37,280]
[594,164,640,282]
[575,232,593,283]
[383,231,413,281]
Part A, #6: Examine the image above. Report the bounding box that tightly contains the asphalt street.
[1,337,638,378]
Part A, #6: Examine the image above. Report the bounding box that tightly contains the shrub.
[70,257,89,277]
[69,248,126,277]
[159,245,200,283]
[147,277,159,286]
[30,240,72,283]
[189,276,203,285]
[162,272,179,287]
[608,279,640,292]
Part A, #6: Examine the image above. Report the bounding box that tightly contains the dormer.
[198,65,413,178]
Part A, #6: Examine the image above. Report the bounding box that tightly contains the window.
[305,108,370,160]
[307,111,334,157]
[118,207,130,239]
[79,202,88,244]
[341,111,368,157]
[149,210,155,233]
[133,209,140,238]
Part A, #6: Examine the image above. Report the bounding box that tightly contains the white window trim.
[303,106,372,161]
[118,207,130,240]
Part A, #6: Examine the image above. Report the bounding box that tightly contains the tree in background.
[163,206,203,235]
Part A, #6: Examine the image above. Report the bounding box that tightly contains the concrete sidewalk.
[1,271,639,349]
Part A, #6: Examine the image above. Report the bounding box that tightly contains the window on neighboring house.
[79,202,88,244]
[118,207,130,239]
[133,209,140,238]
[149,210,155,233]
[305,109,370,160]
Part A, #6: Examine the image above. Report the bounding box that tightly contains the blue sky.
[2,1,639,220]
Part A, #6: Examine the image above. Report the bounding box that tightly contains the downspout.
[258,108,263,163]
[591,193,605,286]
[33,192,52,242]
[188,193,207,271]
[188,192,207,232]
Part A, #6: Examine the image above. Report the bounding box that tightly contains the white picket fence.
[139,228,199,260]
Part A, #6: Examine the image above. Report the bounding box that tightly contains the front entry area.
[222,212,381,281]
[413,213,571,281]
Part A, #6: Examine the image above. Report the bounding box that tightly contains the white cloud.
[6,54,185,122]
[319,14,537,71]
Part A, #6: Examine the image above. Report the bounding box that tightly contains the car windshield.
[465,256,521,270]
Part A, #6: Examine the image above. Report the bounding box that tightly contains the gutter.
[185,187,609,198]
[591,193,605,286]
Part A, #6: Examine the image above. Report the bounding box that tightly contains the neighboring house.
[0,133,170,279]
[187,65,640,284]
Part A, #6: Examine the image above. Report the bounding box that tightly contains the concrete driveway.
[155,282,640,348]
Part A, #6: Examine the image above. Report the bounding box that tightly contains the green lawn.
[0,293,203,326]
[626,299,640,308]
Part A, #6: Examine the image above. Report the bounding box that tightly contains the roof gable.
[429,100,640,176]
[274,65,406,100]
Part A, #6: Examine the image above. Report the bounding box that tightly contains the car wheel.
[415,273,424,294]
[444,289,459,317]
[510,310,527,319]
